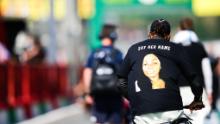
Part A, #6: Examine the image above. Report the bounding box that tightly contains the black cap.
[150,19,171,38]
[99,24,117,42]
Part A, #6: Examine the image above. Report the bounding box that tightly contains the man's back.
[117,19,204,124]
[118,39,202,115]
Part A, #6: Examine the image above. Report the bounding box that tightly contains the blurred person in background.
[18,34,46,64]
[172,17,212,124]
[173,18,199,45]
[0,41,10,64]
[206,56,220,119]
[117,19,204,124]
[24,35,46,64]
[14,31,33,62]
[83,24,125,124]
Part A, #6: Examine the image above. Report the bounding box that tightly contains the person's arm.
[83,67,92,94]
[82,67,94,104]
[202,57,213,103]
[117,47,132,99]
[176,46,204,110]
[117,76,128,99]
[82,52,94,104]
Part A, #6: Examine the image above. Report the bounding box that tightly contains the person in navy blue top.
[83,24,124,124]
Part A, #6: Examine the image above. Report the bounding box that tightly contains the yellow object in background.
[29,0,49,20]
[77,0,95,19]
[193,0,220,16]
[0,0,65,20]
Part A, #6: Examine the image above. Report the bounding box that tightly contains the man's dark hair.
[150,19,171,38]
[179,17,194,30]
[99,24,117,42]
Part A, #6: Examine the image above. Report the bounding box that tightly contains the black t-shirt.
[117,39,203,115]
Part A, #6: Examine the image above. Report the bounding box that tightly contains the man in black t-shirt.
[117,19,204,123]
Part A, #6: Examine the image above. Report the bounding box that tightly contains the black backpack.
[90,48,119,95]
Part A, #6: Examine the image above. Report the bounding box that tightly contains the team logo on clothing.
[142,53,166,89]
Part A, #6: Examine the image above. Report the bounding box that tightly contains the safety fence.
[0,63,70,124]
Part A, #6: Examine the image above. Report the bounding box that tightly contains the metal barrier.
[0,64,7,108]
[0,63,69,122]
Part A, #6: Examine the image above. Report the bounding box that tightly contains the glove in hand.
[185,100,205,111]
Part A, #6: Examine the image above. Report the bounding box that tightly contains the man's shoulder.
[128,40,148,49]
[191,42,204,47]
[112,47,122,53]
[99,46,122,54]
[132,39,180,48]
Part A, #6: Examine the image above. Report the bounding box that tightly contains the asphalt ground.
[17,103,93,124]
[16,102,220,124]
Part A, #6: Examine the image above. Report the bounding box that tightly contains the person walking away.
[117,19,204,124]
[83,24,124,124]
[172,17,212,124]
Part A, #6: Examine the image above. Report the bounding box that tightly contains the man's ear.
[148,32,154,39]
[147,32,151,38]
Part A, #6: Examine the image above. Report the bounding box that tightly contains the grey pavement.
[17,103,92,124]
[16,102,220,124]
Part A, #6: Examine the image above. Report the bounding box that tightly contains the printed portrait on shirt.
[142,53,166,89]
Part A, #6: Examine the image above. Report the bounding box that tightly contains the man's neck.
[102,38,113,46]
[149,35,163,40]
